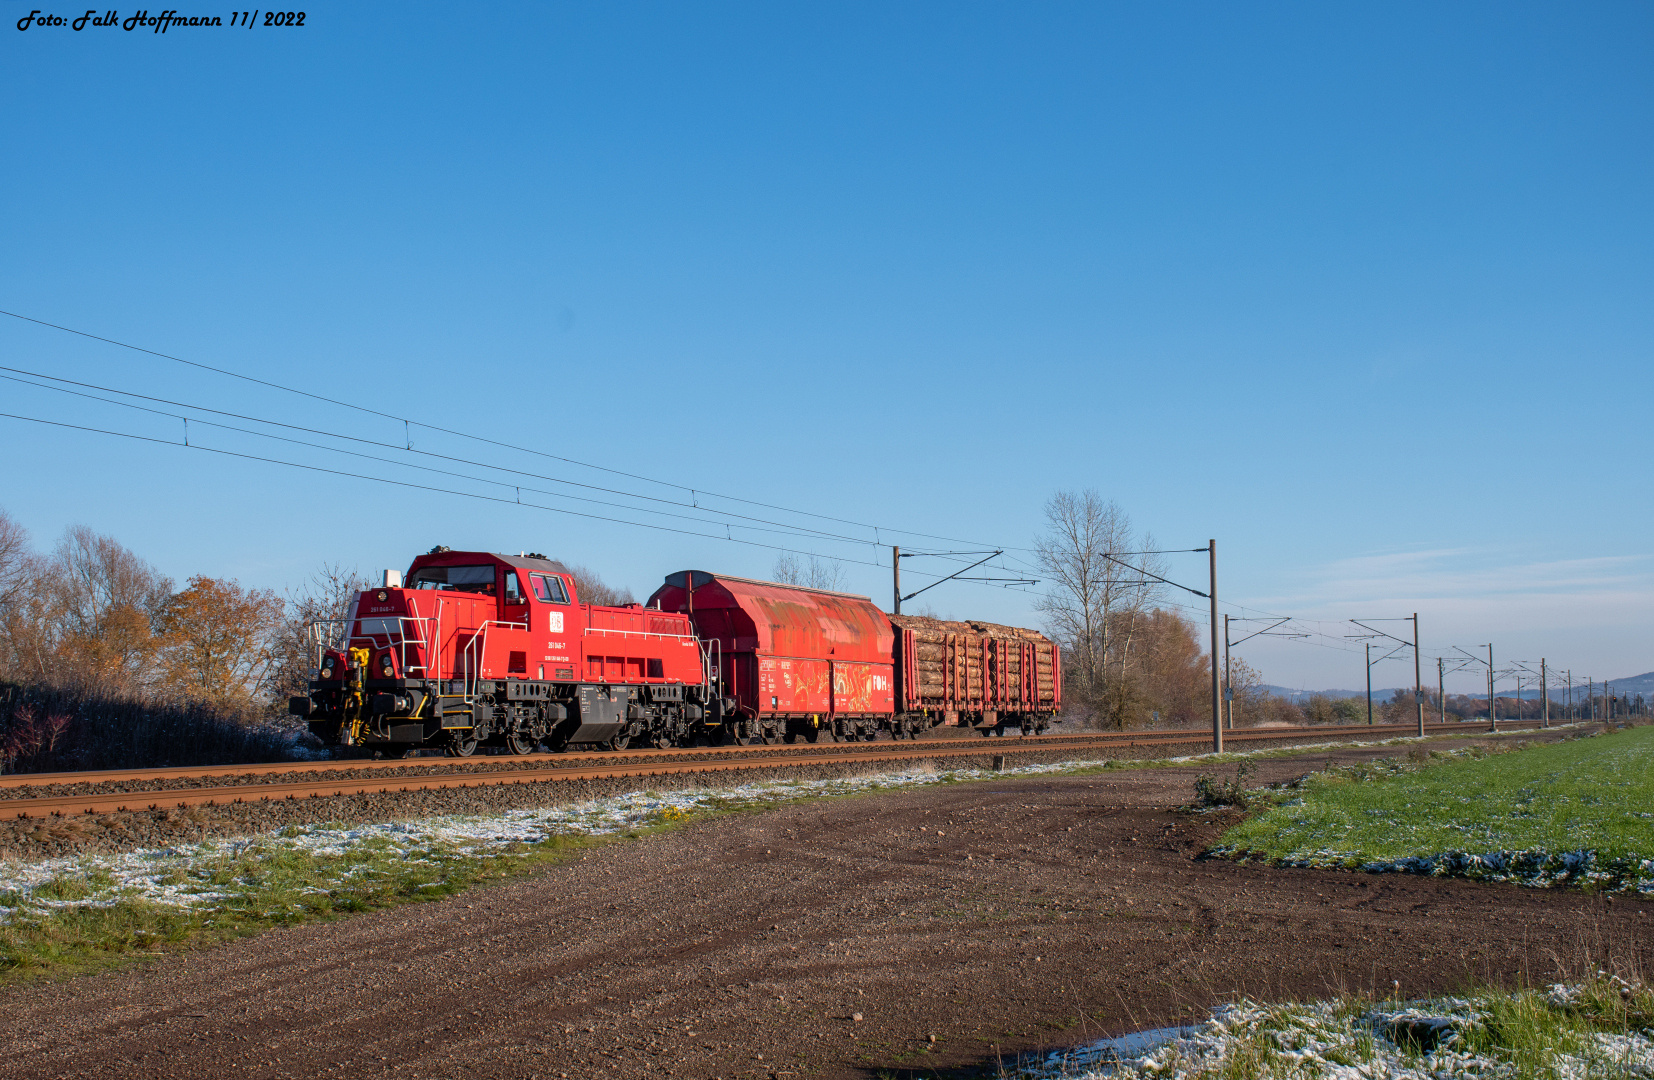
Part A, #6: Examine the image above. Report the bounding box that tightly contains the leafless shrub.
[0,681,309,773]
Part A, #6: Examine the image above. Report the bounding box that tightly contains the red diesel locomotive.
[293,547,1060,756]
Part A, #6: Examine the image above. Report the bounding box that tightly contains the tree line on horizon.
[0,508,633,772]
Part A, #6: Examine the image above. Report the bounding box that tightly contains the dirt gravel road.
[2,734,1646,1080]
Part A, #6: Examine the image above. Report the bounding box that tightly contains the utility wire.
[0,308,1035,555]
[0,367,908,551]
[0,411,1027,593]
[0,373,904,545]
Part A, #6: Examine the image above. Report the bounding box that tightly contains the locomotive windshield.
[408,564,496,594]
[531,573,569,604]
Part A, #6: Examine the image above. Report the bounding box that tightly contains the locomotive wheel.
[504,733,536,755]
[447,734,480,757]
[609,733,631,751]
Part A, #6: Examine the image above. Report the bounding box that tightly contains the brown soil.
[1,729,1644,1080]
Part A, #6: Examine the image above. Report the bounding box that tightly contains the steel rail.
[0,730,1120,790]
[0,720,1547,792]
[0,720,1549,794]
[0,720,1547,818]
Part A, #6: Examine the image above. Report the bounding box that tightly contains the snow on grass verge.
[1212,724,1654,894]
[0,756,1125,976]
[0,732,1438,931]
[1021,975,1654,1079]
[0,727,1508,978]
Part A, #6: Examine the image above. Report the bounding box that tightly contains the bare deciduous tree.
[1033,491,1165,728]
[0,509,28,612]
[564,564,636,606]
[772,553,846,591]
[267,563,371,707]
[4,525,175,697]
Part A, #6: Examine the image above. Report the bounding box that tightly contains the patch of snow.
[1020,994,1653,1079]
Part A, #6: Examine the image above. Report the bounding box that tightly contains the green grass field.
[1216,725,1654,886]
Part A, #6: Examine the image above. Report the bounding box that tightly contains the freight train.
[291,547,1060,757]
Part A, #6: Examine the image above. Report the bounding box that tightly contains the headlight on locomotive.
[321,659,335,679]
[379,654,394,677]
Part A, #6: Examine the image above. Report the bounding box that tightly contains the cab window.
[408,564,495,594]
[504,572,524,604]
[531,573,569,604]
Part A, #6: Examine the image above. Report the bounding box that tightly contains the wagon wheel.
[446,733,480,757]
[760,727,782,745]
[804,726,824,743]
[504,732,536,755]
[783,731,802,744]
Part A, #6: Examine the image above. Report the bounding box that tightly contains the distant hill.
[1590,671,1654,697]
[1264,670,1654,702]
[1263,685,1400,702]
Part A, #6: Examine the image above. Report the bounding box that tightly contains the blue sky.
[2,2,1649,692]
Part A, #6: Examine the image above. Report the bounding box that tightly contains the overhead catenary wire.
[7,313,1582,652]
[0,308,1040,556]
[0,411,1026,594]
[0,368,911,551]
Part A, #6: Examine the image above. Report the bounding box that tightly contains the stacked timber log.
[888,615,1058,709]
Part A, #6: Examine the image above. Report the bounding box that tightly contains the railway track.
[0,719,1547,818]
